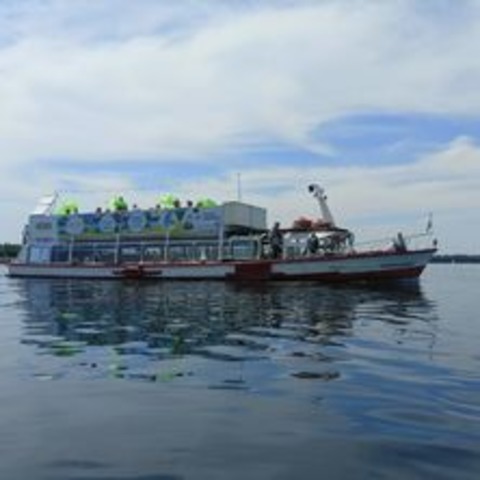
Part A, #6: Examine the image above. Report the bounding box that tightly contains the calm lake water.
[0,264,479,479]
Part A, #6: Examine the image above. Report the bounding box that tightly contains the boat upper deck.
[25,201,267,245]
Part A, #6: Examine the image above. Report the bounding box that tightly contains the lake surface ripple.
[0,265,479,479]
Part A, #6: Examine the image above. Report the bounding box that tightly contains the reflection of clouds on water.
[17,278,437,385]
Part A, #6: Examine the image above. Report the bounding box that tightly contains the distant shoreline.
[431,255,480,264]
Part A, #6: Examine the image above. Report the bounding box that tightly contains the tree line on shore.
[0,243,21,260]
[430,254,480,264]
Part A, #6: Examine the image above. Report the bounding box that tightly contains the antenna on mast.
[236,172,243,202]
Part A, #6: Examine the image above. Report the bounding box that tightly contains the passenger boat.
[7,184,437,281]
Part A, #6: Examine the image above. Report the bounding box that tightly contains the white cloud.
[1,0,480,162]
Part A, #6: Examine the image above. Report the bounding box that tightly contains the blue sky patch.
[35,111,480,191]
[312,112,480,166]
[41,158,224,190]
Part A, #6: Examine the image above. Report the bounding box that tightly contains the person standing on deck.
[305,232,319,256]
[269,222,283,259]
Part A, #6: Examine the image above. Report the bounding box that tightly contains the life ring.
[98,214,117,233]
[128,211,147,232]
[65,215,85,235]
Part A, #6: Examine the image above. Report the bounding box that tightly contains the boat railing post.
[164,231,170,262]
[114,233,120,265]
[68,235,74,264]
[217,217,224,261]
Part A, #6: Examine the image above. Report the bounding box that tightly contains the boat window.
[94,246,116,264]
[194,243,218,261]
[71,244,95,264]
[28,246,52,264]
[51,245,69,263]
[284,244,304,259]
[144,246,164,261]
[168,245,188,261]
[230,239,258,260]
[120,245,142,263]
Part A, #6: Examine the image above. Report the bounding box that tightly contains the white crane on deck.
[308,184,336,227]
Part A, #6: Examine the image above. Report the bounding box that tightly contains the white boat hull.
[7,248,436,282]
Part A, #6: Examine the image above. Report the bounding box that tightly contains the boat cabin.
[18,192,357,267]
[19,198,270,266]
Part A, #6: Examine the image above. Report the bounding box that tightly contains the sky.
[0,0,479,253]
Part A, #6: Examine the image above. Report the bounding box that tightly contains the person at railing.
[269,222,283,259]
[305,232,319,256]
[112,196,128,212]
[393,232,407,252]
[196,198,217,208]
[22,225,29,245]
[58,201,79,216]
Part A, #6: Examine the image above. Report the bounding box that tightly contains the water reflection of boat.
[8,184,436,282]
[19,278,435,365]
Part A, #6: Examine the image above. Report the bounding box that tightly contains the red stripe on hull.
[268,265,425,282]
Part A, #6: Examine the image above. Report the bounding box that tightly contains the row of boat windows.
[29,240,260,264]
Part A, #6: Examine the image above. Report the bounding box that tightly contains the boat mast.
[236,172,242,202]
[308,184,336,227]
